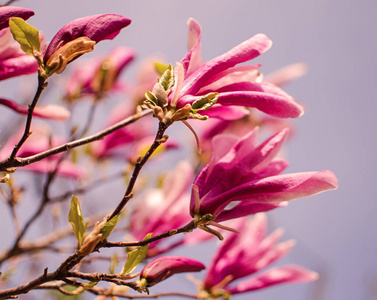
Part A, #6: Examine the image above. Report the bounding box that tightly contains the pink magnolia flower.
[0,6,34,31]
[0,123,84,179]
[130,161,194,257]
[166,18,303,120]
[190,128,338,222]
[201,214,318,296]
[65,46,135,100]
[0,97,70,121]
[140,256,205,287]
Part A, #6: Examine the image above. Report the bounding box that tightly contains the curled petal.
[140,256,205,287]
[0,6,34,31]
[225,265,318,294]
[0,54,38,80]
[0,98,70,121]
[178,33,272,98]
[44,14,131,62]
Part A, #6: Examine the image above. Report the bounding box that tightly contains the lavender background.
[1,0,376,299]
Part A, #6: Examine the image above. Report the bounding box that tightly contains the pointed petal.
[179,33,272,98]
[226,265,318,293]
[180,18,202,75]
[216,90,304,118]
[0,6,34,31]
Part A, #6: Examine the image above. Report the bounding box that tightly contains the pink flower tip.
[140,256,205,287]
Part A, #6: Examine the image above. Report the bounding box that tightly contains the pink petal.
[23,159,84,179]
[264,63,307,87]
[178,33,272,98]
[226,265,318,293]
[140,256,205,287]
[0,55,38,80]
[180,18,202,76]
[198,104,250,120]
[0,6,34,31]
[216,90,303,118]
[0,98,70,121]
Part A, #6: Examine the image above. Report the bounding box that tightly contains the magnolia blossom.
[190,128,338,222]
[0,123,84,178]
[166,18,304,120]
[65,46,135,100]
[140,256,205,287]
[202,214,318,296]
[130,161,194,256]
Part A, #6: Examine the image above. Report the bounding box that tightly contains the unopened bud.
[153,106,164,122]
[171,104,191,121]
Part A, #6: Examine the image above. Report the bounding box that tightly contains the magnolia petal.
[0,55,38,80]
[199,104,249,121]
[215,201,284,223]
[0,6,34,31]
[226,265,318,294]
[200,170,338,216]
[178,33,272,98]
[44,14,131,62]
[0,98,70,121]
[180,18,202,76]
[23,159,84,179]
[264,63,307,87]
[216,91,304,118]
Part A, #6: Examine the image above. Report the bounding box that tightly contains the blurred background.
[0,0,376,299]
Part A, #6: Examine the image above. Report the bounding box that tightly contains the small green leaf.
[9,17,40,56]
[110,253,118,274]
[84,281,98,288]
[99,214,120,241]
[154,62,169,75]
[158,64,174,91]
[68,195,85,248]
[144,90,158,107]
[191,92,219,112]
[122,233,152,274]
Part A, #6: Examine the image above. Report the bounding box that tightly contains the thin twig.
[0,109,152,171]
[108,120,170,221]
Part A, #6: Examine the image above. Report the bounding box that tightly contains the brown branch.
[102,220,196,248]
[0,109,152,172]
[9,76,47,160]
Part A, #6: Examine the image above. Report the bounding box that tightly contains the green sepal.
[158,64,174,91]
[99,214,120,241]
[144,90,158,107]
[154,62,169,75]
[191,92,219,112]
[121,233,152,274]
[68,195,86,248]
[189,113,208,120]
[9,17,40,56]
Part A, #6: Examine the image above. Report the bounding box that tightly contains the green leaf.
[99,214,120,241]
[191,92,219,112]
[84,281,98,288]
[144,90,158,107]
[68,195,86,248]
[158,64,174,91]
[122,233,152,274]
[154,62,169,75]
[9,17,40,56]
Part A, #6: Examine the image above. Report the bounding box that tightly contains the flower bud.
[140,256,205,287]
